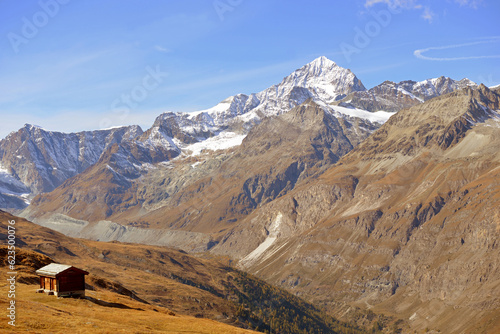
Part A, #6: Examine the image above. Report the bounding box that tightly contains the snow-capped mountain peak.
[337,75,478,112]
[278,56,365,103]
[412,76,477,98]
[310,55,336,65]
[0,124,144,209]
[141,56,368,158]
[300,56,339,77]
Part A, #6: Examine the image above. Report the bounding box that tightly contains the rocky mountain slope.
[337,76,476,112]
[17,57,387,230]
[212,85,500,333]
[0,57,369,213]
[0,210,366,333]
[20,87,500,333]
[2,57,474,215]
[0,124,143,210]
[23,100,388,247]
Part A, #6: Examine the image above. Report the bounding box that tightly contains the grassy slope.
[0,211,365,334]
[0,283,255,333]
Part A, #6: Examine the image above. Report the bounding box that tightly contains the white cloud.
[421,7,435,23]
[414,38,500,61]
[454,0,483,8]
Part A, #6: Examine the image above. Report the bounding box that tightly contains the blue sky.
[1,0,499,139]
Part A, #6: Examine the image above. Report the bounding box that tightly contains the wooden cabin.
[36,263,89,297]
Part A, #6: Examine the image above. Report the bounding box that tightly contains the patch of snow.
[100,125,129,130]
[0,164,29,192]
[142,127,179,150]
[27,124,47,130]
[141,163,156,171]
[20,193,31,204]
[184,131,246,156]
[330,105,395,124]
[191,161,202,168]
[188,99,233,118]
[397,86,424,102]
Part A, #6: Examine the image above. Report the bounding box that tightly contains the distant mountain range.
[2,56,499,333]
[0,56,476,211]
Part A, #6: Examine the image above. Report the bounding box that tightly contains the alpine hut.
[36,263,89,297]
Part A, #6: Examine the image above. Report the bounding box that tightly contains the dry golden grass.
[0,212,257,332]
[0,280,256,334]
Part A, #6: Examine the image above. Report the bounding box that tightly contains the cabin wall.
[58,274,85,292]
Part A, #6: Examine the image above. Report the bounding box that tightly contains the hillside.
[214,85,500,333]
[0,210,365,333]
[0,282,256,334]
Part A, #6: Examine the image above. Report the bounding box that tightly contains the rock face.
[213,85,500,333]
[24,100,382,233]
[338,76,476,112]
[0,124,143,209]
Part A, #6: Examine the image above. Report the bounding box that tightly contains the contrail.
[414,38,500,61]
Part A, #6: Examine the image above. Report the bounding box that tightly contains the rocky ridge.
[2,57,476,214]
[338,76,476,112]
[23,100,382,238]
[0,124,143,209]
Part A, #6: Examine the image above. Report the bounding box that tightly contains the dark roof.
[36,263,89,277]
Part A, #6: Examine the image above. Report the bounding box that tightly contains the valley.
[0,210,365,333]
[1,57,499,333]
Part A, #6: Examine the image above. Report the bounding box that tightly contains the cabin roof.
[36,263,89,277]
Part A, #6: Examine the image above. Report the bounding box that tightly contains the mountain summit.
[279,56,366,103]
[0,57,480,213]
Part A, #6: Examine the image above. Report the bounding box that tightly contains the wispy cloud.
[454,0,483,9]
[154,45,171,53]
[0,45,129,102]
[364,0,421,10]
[414,38,500,61]
[421,7,435,23]
[365,0,483,8]
[365,0,433,23]
[0,42,150,109]
[365,0,482,23]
